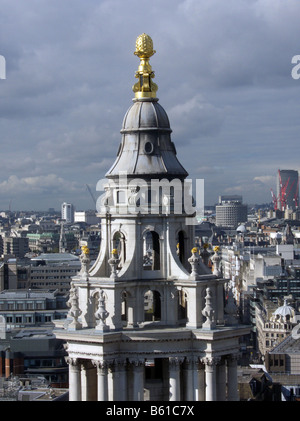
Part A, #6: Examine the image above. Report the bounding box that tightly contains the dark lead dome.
[122,98,171,131]
[106,98,188,179]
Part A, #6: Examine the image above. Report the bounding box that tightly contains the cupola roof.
[106,34,188,180]
[273,299,295,318]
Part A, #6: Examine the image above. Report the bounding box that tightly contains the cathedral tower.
[54,34,250,401]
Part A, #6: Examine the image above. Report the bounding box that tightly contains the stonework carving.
[188,247,200,276]
[65,356,80,367]
[211,246,221,276]
[202,287,215,330]
[201,356,221,367]
[200,244,210,267]
[95,289,110,331]
[108,249,120,279]
[225,284,238,325]
[80,246,90,280]
[66,283,82,330]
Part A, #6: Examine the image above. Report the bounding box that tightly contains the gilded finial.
[81,245,90,255]
[132,33,158,99]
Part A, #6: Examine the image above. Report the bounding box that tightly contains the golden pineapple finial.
[132,33,158,99]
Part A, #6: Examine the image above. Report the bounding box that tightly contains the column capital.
[128,358,145,368]
[65,356,80,367]
[92,360,109,370]
[227,353,240,363]
[114,358,127,370]
[169,357,184,369]
[201,356,221,367]
[183,356,200,368]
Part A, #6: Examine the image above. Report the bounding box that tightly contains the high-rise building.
[277,169,299,211]
[54,34,250,402]
[61,202,75,223]
[2,237,29,258]
[215,196,248,229]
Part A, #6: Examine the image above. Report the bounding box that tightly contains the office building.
[2,237,29,259]
[61,203,75,224]
[277,169,299,211]
[216,196,248,229]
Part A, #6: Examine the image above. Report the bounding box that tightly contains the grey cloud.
[0,0,300,209]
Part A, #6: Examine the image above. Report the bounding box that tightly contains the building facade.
[61,203,75,224]
[29,253,81,293]
[216,196,248,229]
[54,34,250,401]
[277,169,299,211]
[2,237,29,259]
[0,289,68,329]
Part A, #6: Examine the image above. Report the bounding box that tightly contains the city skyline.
[1,0,300,211]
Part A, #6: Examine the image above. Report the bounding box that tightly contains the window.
[143,231,160,270]
[117,190,126,204]
[176,231,186,265]
[178,289,188,320]
[144,290,161,321]
[112,231,126,268]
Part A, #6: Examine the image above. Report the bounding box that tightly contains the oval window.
[144,141,154,154]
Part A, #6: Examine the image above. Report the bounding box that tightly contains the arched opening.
[143,231,160,270]
[178,288,188,321]
[121,291,128,323]
[176,230,185,264]
[144,290,161,321]
[112,231,126,267]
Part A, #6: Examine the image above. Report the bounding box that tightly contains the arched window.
[112,231,126,267]
[143,231,160,270]
[121,291,127,323]
[178,288,188,321]
[176,230,185,264]
[144,290,161,321]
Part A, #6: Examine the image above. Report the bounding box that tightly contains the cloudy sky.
[0,0,300,212]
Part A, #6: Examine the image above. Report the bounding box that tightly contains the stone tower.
[54,34,250,401]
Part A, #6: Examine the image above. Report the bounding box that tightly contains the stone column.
[203,357,219,401]
[130,359,144,401]
[66,357,81,401]
[127,296,139,328]
[108,362,114,400]
[81,360,97,401]
[113,359,128,401]
[198,362,206,401]
[169,357,182,401]
[182,358,194,401]
[93,360,109,401]
[193,359,205,401]
[227,354,239,401]
[216,358,226,401]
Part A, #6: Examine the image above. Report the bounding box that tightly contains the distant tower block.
[277,170,299,211]
[61,202,75,223]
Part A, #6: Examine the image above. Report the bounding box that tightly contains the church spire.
[132,33,158,99]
